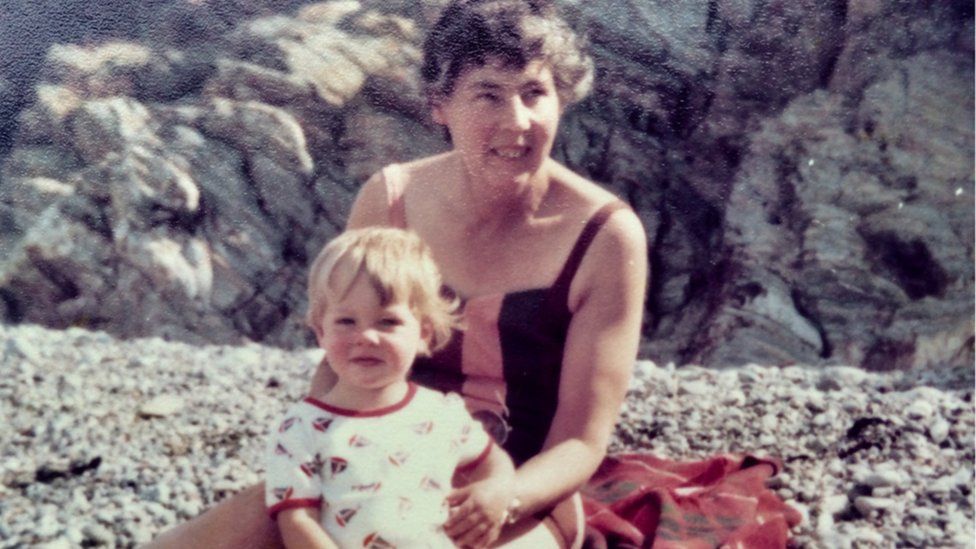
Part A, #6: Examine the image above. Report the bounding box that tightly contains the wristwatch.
[503,497,523,525]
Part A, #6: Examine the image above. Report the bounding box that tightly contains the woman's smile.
[490,145,531,159]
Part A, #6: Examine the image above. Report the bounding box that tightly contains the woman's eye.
[477,92,499,102]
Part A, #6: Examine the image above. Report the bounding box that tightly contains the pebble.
[928,417,950,443]
[37,538,72,549]
[35,514,61,539]
[83,523,114,545]
[852,527,886,544]
[7,338,44,365]
[139,395,185,417]
[854,496,895,516]
[905,399,934,419]
[927,475,956,495]
[903,526,928,546]
[859,469,905,488]
[679,380,711,396]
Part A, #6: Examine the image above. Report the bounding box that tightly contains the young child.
[264,228,514,549]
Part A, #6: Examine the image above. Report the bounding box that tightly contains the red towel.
[582,454,802,549]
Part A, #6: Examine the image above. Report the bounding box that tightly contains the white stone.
[927,475,956,495]
[859,468,905,488]
[36,513,62,539]
[908,507,938,521]
[854,496,895,516]
[928,417,950,443]
[679,380,710,396]
[64,527,84,545]
[37,538,72,549]
[139,395,185,417]
[903,526,928,546]
[905,399,934,419]
[852,527,886,544]
[83,522,114,545]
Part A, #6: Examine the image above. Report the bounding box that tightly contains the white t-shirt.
[265,383,492,548]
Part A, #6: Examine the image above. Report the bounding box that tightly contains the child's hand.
[444,478,513,548]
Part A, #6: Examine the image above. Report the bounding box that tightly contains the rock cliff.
[0,0,972,369]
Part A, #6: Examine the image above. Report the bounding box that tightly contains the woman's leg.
[144,483,283,549]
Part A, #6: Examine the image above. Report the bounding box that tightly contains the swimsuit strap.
[550,200,630,306]
[381,163,408,228]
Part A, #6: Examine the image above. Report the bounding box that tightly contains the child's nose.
[356,329,380,345]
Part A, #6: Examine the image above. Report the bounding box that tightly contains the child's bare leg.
[144,483,283,549]
[494,493,583,549]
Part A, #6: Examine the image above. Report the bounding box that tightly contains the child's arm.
[277,508,340,549]
[444,443,516,548]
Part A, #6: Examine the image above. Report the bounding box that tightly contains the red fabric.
[582,454,802,549]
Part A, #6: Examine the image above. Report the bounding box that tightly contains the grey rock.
[0,1,969,368]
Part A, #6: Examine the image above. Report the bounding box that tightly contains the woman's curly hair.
[421,0,594,107]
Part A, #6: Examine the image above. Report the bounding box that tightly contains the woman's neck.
[453,154,554,232]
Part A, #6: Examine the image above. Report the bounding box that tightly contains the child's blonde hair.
[306,228,458,354]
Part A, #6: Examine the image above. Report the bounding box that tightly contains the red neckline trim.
[304,383,417,417]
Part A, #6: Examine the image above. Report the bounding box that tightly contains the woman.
[150,1,646,547]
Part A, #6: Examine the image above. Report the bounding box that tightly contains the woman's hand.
[444,477,513,548]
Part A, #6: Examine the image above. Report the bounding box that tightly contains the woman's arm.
[512,209,648,516]
[346,171,391,229]
[277,508,340,549]
[445,444,516,547]
[310,171,391,396]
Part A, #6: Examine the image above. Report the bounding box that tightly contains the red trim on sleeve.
[268,498,322,519]
[304,383,417,417]
[456,440,493,474]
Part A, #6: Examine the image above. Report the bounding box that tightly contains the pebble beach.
[1,323,972,548]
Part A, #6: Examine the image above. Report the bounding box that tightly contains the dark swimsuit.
[381,163,628,546]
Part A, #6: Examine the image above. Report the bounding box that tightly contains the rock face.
[0,0,972,368]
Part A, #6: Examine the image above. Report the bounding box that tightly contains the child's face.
[315,269,430,394]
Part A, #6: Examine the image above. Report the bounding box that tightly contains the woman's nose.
[499,97,531,131]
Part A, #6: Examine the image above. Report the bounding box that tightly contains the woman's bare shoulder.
[397,151,456,181]
[549,163,646,280]
[347,153,455,228]
[346,170,389,228]
[549,161,632,213]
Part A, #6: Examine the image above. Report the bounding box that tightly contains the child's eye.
[335,317,355,326]
[379,317,403,327]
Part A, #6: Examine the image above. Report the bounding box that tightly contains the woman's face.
[432,58,562,188]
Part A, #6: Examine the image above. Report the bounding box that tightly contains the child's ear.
[418,320,434,357]
[309,318,326,347]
